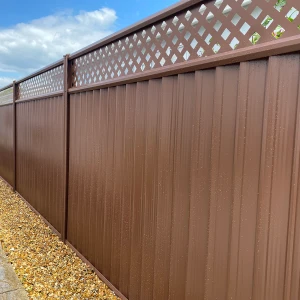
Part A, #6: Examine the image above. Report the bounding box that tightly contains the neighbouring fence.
[0,103,13,186]
[0,0,300,299]
[16,96,65,234]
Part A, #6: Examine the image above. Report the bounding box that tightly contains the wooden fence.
[1,0,300,299]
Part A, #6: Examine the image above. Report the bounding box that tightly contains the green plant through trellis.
[251,0,300,44]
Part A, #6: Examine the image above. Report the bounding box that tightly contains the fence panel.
[16,97,65,235]
[66,53,300,300]
[0,104,14,186]
[0,0,300,299]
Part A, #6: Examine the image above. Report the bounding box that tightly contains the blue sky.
[0,0,177,86]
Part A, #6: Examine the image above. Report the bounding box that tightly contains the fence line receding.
[0,0,300,299]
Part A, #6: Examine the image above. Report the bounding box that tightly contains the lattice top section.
[0,88,13,105]
[71,0,300,87]
[17,65,64,100]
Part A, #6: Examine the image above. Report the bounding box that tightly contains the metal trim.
[16,91,64,104]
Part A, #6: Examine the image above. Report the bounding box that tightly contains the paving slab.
[0,243,28,300]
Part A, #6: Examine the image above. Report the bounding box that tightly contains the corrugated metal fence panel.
[16,97,64,235]
[0,104,14,186]
[67,53,300,300]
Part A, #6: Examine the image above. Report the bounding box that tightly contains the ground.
[0,179,119,300]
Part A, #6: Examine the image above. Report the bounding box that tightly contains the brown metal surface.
[253,54,299,300]
[15,91,64,104]
[0,104,14,186]
[62,54,70,242]
[12,81,16,191]
[66,53,300,300]
[16,97,65,234]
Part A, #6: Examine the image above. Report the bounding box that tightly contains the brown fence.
[1,0,300,299]
[0,104,13,186]
[16,96,65,235]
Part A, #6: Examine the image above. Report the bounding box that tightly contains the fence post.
[12,81,17,192]
[62,54,70,242]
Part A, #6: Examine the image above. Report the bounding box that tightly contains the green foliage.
[251,32,261,45]
[262,16,273,28]
[286,8,299,22]
[272,25,285,39]
[275,0,286,11]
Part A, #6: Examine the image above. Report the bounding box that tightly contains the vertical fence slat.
[12,81,17,191]
[140,79,162,300]
[264,55,300,300]
[205,65,240,300]
[152,76,177,300]
[226,60,267,300]
[284,55,300,300]
[129,81,148,300]
[62,54,70,242]
[168,73,195,300]
[185,69,215,300]
[119,84,136,297]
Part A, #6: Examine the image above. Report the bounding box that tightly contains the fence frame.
[1,0,300,299]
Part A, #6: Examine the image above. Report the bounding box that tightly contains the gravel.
[0,179,120,300]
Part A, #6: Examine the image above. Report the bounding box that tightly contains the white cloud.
[0,8,117,79]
